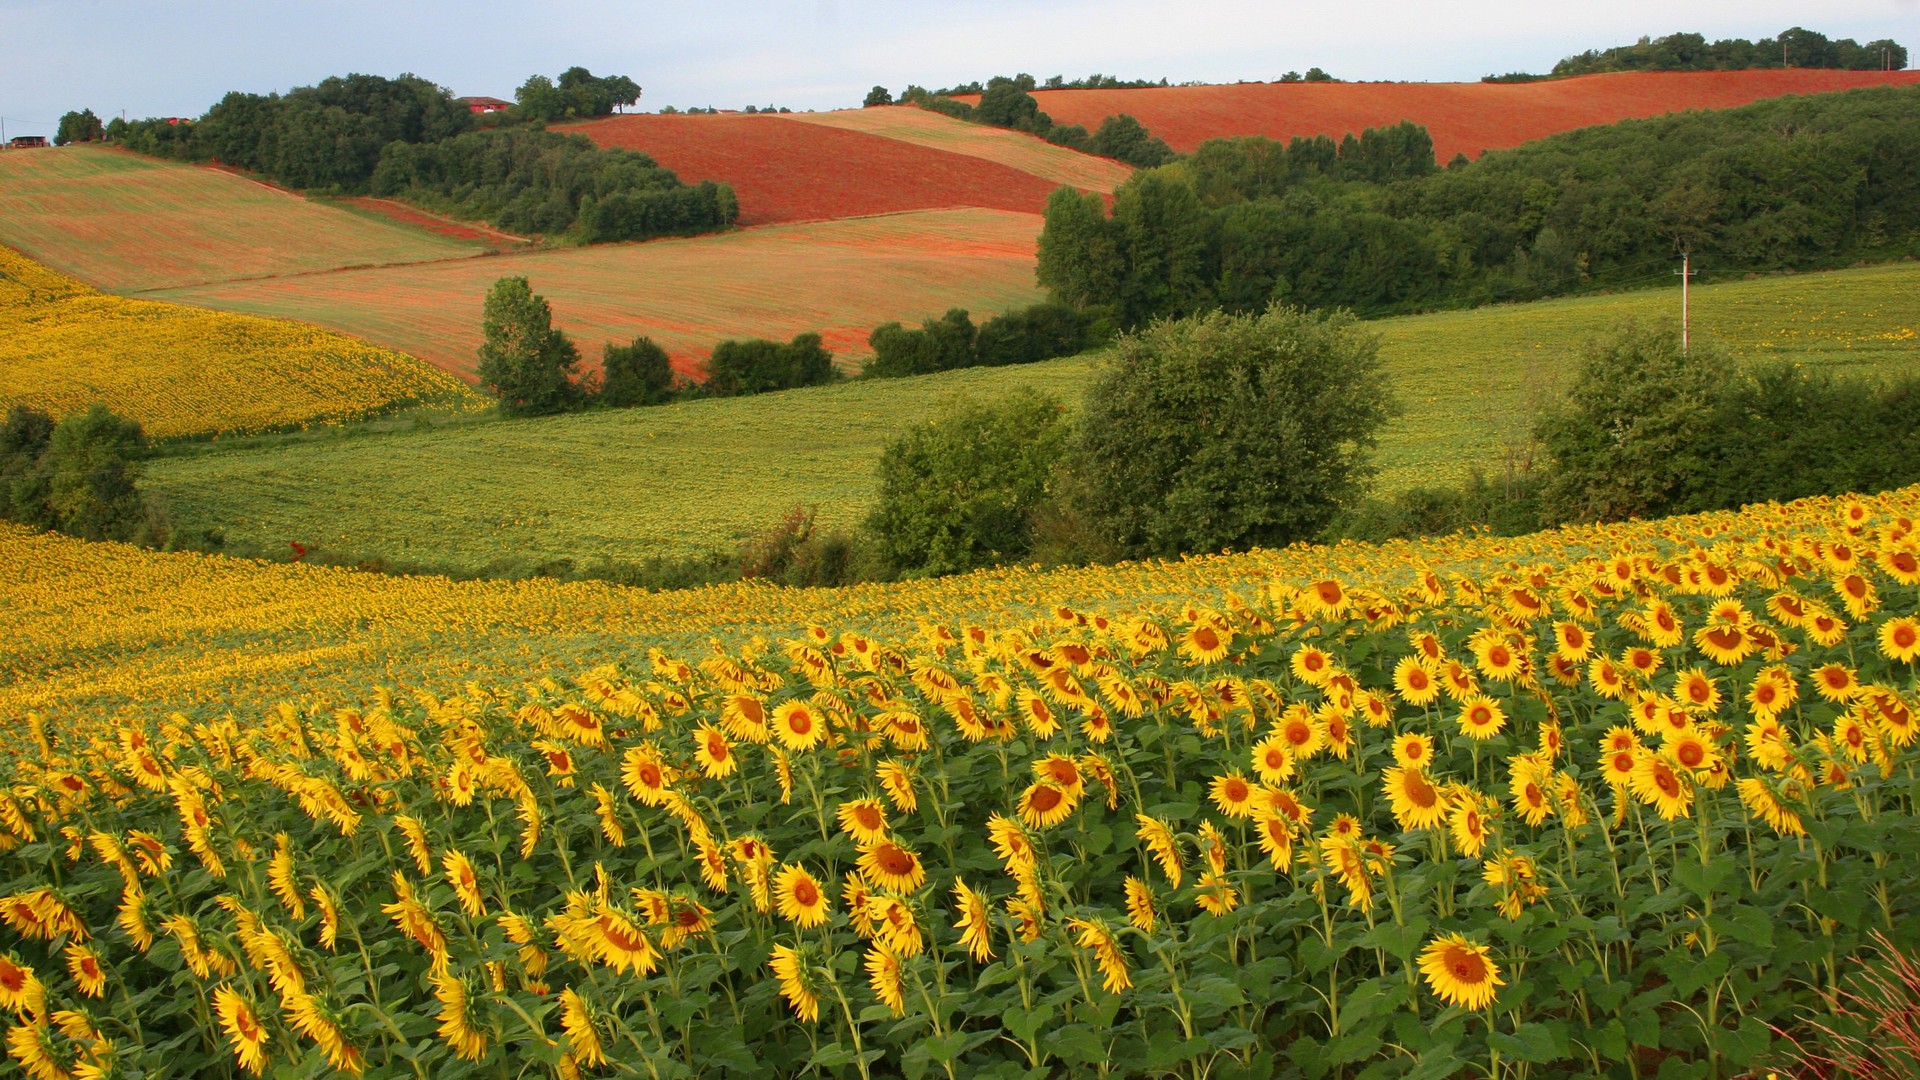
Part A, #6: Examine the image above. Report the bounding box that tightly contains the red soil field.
[560,113,1076,225]
[959,69,1920,161]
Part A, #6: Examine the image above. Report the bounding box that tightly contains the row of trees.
[105,70,733,243]
[892,75,1178,169]
[1036,85,1920,328]
[863,303,1101,378]
[1552,27,1907,76]
[1,405,166,545]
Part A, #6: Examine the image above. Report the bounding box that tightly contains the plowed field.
[960,68,1920,159]
[789,106,1132,193]
[561,112,1077,224]
[147,208,1048,379]
[0,146,483,292]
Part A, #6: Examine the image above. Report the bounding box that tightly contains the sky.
[1,0,1914,135]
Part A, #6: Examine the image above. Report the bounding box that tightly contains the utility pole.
[1675,252,1696,353]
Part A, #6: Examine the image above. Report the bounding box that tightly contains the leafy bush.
[1071,304,1396,557]
[867,390,1070,576]
[597,337,676,408]
[702,333,835,398]
[0,403,167,543]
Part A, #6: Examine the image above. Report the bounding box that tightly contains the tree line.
[104,70,734,244]
[876,74,1179,169]
[1552,27,1907,77]
[1034,85,1920,329]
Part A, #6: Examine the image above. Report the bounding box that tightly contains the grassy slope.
[142,262,1920,570]
[146,208,1048,379]
[0,147,482,292]
[789,106,1134,193]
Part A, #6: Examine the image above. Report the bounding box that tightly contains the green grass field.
[143,262,1920,572]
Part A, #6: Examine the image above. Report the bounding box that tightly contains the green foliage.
[114,71,728,244]
[1304,66,1337,82]
[867,390,1070,576]
[1538,323,1920,524]
[476,277,585,416]
[53,109,103,146]
[864,309,977,377]
[865,304,1095,378]
[1553,27,1907,76]
[1072,304,1396,557]
[597,337,676,408]
[1,403,165,542]
[975,302,1094,367]
[1038,85,1920,327]
[513,66,642,123]
[1086,113,1177,168]
[863,86,893,108]
[702,333,835,398]
[737,504,866,586]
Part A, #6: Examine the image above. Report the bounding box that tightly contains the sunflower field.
[0,245,484,440]
[3,488,1918,1078]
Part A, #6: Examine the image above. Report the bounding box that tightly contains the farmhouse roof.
[459,96,513,107]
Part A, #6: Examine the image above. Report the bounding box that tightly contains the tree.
[863,86,893,107]
[1037,187,1124,310]
[1534,323,1736,524]
[703,333,834,396]
[54,109,104,146]
[866,390,1070,576]
[1087,114,1176,168]
[1071,304,1396,557]
[0,405,55,525]
[598,337,676,407]
[3,404,164,543]
[477,277,584,415]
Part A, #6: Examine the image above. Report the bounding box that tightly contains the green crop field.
[143,261,1920,573]
[0,146,483,292]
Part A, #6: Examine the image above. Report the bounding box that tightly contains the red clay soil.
[561,113,1074,225]
[340,197,527,247]
[960,69,1920,161]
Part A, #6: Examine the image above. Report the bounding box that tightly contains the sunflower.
[858,840,926,894]
[1672,668,1722,715]
[1448,796,1491,858]
[1177,622,1232,665]
[1663,726,1719,775]
[773,864,831,929]
[1471,637,1526,683]
[1507,760,1553,827]
[1322,710,1356,760]
[1017,781,1077,829]
[587,906,660,976]
[836,798,890,845]
[1808,611,1850,648]
[689,724,736,780]
[1318,835,1374,912]
[1737,776,1807,837]
[1418,934,1504,1010]
[1693,622,1756,666]
[1438,660,1480,703]
[65,942,105,998]
[768,945,819,1023]
[1274,705,1324,760]
[443,849,486,919]
[1832,713,1873,765]
[1834,572,1879,619]
[863,943,907,1017]
[1382,766,1449,832]
[308,885,340,951]
[1389,732,1432,769]
[1878,546,1920,586]
[1122,876,1158,932]
[558,987,610,1066]
[619,744,674,807]
[986,814,1037,876]
[1134,814,1183,888]
[1254,810,1295,870]
[1033,755,1086,801]
[1867,689,1917,748]
[874,760,918,813]
[393,815,434,877]
[1552,621,1593,662]
[1587,656,1629,700]
[1194,870,1240,917]
[1456,696,1507,741]
[1014,690,1062,739]
[1811,663,1861,703]
[213,986,270,1074]
[1300,577,1351,618]
[952,879,995,961]
[433,973,487,1062]
[268,836,305,919]
[1291,646,1337,687]
[868,895,925,956]
[1209,771,1258,820]
[282,990,364,1075]
[1879,616,1920,664]
[1251,726,1297,776]
[1630,753,1693,821]
[772,700,827,752]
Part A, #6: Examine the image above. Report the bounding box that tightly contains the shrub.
[974,303,1090,367]
[2,403,167,543]
[597,337,676,407]
[1070,303,1396,557]
[867,390,1071,577]
[703,333,835,397]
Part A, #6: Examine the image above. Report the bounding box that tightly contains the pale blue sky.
[1,0,1913,135]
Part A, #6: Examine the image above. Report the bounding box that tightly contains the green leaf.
[1722,906,1774,949]
[1590,1020,1629,1062]
[1488,1021,1565,1064]
[1051,1026,1106,1065]
[1003,1003,1054,1045]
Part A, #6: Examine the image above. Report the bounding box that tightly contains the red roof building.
[458,96,513,114]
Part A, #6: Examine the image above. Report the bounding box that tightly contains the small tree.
[55,109,105,146]
[477,277,583,416]
[863,86,894,108]
[1534,323,1735,524]
[2,404,164,543]
[0,405,56,525]
[598,337,675,407]
[867,390,1070,577]
[1071,303,1395,557]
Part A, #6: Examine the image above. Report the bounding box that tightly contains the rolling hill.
[961,68,1920,158]
[138,261,1920,572]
